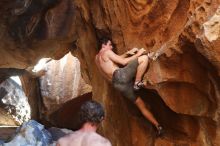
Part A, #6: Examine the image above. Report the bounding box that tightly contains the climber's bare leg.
[135,55,149,83]
[135,97,159,127]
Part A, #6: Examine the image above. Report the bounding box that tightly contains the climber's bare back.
[57,131,111,146]
[95,45,119,81]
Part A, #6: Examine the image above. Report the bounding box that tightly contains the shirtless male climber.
[95,37,163,136]
[57,100,112,146]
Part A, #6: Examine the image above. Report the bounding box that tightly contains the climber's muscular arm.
[107,49,146,66]
[120,48,139,58]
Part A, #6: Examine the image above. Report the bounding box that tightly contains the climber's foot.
[134,80,146,90]
[147,52,159,61]
[156,125,164,137]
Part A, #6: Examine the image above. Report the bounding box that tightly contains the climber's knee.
[138,55,148,64]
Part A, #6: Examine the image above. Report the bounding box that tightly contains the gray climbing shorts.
[112,59,139,102]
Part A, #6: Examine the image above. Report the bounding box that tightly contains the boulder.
[0,79,31,125]
[4,120,52,146]
[39,52,92,117]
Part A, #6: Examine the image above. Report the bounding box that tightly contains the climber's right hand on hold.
[126,48,139,55]
[137,48,146,56]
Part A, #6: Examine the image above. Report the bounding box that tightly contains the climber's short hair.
[98,37,112,49]
[78,100,105,125]
[98,37,117,52]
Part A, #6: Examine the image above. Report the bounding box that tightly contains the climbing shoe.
[147,52,159,61]
[134,80,145,90]
[156,125,164,137]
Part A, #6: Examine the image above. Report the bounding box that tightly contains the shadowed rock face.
[0,0,219,146]
[0,0,74,68]
[50,92,92,130]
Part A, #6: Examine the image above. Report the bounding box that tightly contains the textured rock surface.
[0,79,31,125]
[39,52,92,117]
[20,74,41,120]
[0,0,219,146]
[0,127,17,141]
[0,108,17,126]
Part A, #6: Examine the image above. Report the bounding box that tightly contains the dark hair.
[79,100,105,125]
[98,37,111,50]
